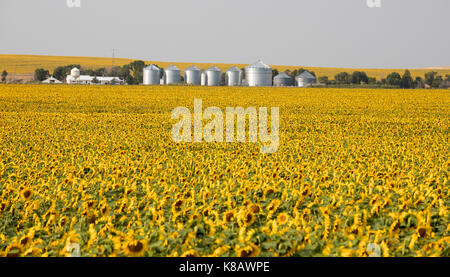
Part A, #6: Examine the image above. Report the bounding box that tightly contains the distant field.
[1,54,450,80]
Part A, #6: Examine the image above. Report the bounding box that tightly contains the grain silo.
[164,65,181,84]
[295,71,317,87]
[201,71,207,86]
[184,65,201,85]
[205,66,222,86]
[245,60,272,87]
[71,67,80,79]
[273,72,293,87]
[226,66,242,86]
[143,64,160,85]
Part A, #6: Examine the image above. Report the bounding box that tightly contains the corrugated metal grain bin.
[295,71,317,87]
[184,65,201,85]
[245,60,272,87]
[143,64,160,85]
[164,65,181,84]
[205,66,222,86]
[226,66,242,86]
[273,72,293,87]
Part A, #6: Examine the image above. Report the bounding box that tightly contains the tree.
[318,76,329,85]
[401,70,414,89]
[351,71,369,84]
[34,68,50,81]
[92,76,100,84]
[432,75,443,88]
[386,72,402,87]
[125,74,135,85]
[424,71,437,87]
[119,65,131,80]
[415,77,425,88]
[108,66,122,77]
[334,72,351,84]
[368,77,377,85]
[129,60,146,84]
[272,69,279,78]
[94,68,106,77]
[1,70,8,83]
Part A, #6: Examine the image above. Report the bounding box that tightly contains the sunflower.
[122,240,147,257]
[210,245,230,257]
[264,187,276,197]
[23,247,43,257]
[21,188,33,201]
[266,199,281,213]
[18,235,33,249]
[171,199,184,213]
[389,219,401,234]
[181,249,198,257]
[0,201,8,212]
[235,243,261,257]
[416,225,431,238]
[248,204,261,214]
[223,211,235,223]
[238,211,256,227]
[5,243,22,257]
[277,212,289,225]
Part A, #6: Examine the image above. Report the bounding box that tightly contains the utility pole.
[112,48,115,68]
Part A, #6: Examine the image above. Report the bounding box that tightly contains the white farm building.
[42,76,62,84]
[66,67,124,85]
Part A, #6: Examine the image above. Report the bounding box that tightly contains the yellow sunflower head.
[277,212,290,225]
[238,211,256,227]
[5,243,23,257]
[223,211,235,223]
[248,204,261,214]
[235,243,261,257]
[123,240,147,257]
[21,188,33,201]
[417,226,431,238]
[181,249,198,257]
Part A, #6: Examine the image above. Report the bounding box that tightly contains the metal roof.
[246,60,271,69]
[206,66,221,72]
[185,65,201,71]
[274,72,291,79]
[296,71,316,79]
[67,75,123,81]
[227,66,242,72]
[145,64,160,70]
[166,65,180,71]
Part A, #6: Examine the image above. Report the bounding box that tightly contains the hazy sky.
[1,0,449,68]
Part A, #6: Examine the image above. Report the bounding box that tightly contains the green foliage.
[1,70,8,82]
[424,72,437,86]
[34,68,50,81]
[351,71,369,85]
[386,72,402,87]
[318,76,329,85]
[334,72,351,84]
[401,70,414,89]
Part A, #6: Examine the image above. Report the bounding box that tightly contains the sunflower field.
[0,84,449,257]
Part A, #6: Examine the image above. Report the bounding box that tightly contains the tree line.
[316,70,450,89]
